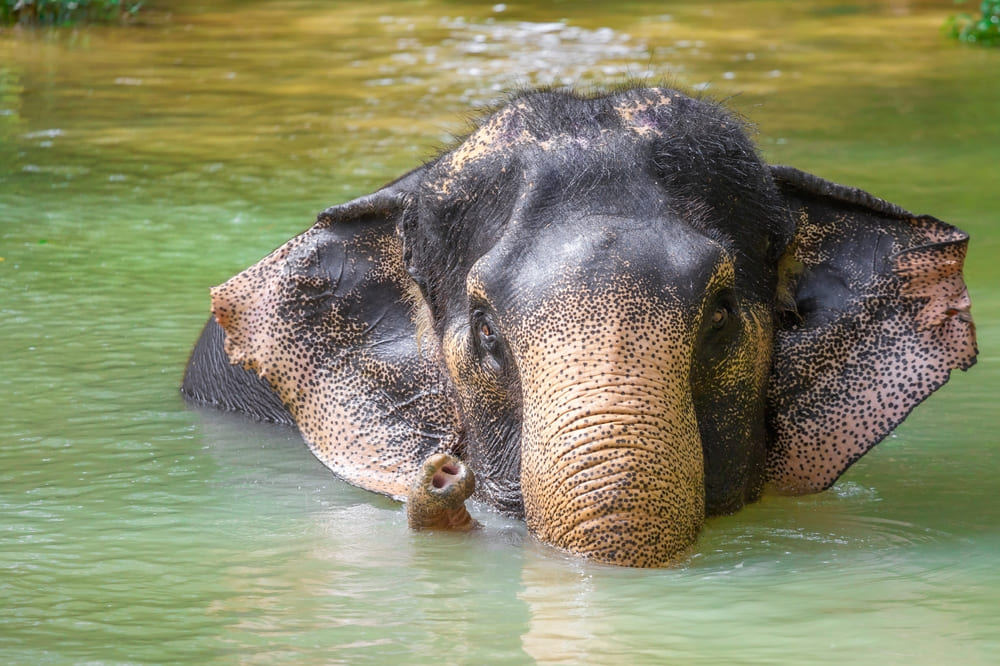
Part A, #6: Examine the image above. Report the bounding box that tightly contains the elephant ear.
[210,173,463,500]
[766,165,977,494]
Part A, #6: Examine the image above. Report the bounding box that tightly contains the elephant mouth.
[475,475,525,517]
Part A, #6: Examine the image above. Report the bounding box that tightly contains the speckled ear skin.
[766,166,977,494]
[209,185,463,501]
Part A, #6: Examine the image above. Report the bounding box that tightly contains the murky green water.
[2,1,998,663]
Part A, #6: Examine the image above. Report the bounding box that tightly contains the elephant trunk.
[515,297,705,567]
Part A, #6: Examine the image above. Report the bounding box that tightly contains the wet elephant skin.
[183,86,976,567]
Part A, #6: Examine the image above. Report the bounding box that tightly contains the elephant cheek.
[519,383,706,568]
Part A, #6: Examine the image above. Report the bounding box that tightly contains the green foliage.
[946,0,1000,46]
[1,0,143,26]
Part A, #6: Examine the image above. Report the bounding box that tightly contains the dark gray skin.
[182,86,977,567]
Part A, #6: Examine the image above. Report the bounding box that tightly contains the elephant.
[182,86,977,567]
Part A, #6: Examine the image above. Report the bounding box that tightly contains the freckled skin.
[512,281,707,565]
[764,168,977,493]
[183,86,977,567]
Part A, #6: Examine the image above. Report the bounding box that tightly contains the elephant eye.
[710,306,729,330]
[473,311,499,352]
[472,310,505,374]
[479,323,498,352]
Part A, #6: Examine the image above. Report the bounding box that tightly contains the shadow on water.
[2,1,999,663]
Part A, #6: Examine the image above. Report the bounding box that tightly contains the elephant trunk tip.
[407,453,478,532]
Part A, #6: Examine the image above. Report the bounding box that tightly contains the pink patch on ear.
[896,220,977,371]
[209,240,299,374]
[766,216,977,496]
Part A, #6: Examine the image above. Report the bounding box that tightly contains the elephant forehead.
[469,214,734,318]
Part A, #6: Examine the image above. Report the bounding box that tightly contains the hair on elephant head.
[182,86,976,567]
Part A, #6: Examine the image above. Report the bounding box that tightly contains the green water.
[1,1,998,663]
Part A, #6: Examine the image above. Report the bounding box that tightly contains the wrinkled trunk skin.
[514,290,705,568]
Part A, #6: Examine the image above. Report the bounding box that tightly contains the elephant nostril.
[432,464,460,489]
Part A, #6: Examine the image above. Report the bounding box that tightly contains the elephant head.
[183,87,976,567]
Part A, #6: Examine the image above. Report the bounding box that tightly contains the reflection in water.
[517,541,1000,665]
[519,557,612,664]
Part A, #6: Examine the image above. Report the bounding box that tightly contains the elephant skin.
[182,86,976,567]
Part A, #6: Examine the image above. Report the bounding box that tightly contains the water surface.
[2,1,998,663]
